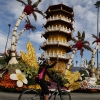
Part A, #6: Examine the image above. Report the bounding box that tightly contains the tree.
[9,0,44,64]
[67,31,92,70]
[91,33,100,77]
[14,17,36,48]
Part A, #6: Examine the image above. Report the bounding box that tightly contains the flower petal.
[23,78,28,84]
[10,74,18,80]
[17,80,23,87]
[16,69,21,74]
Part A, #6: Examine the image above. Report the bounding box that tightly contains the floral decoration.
[10,69,28,87]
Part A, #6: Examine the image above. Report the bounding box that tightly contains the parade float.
[0,0,100,93]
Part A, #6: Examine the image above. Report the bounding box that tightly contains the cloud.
[0,32,11,53]
[28,31,45,44]
[0,0,99,68]
[6,1,24,19]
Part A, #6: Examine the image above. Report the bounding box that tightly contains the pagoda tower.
[40,3,74,73]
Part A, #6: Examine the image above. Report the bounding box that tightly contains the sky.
[0,0,100,68]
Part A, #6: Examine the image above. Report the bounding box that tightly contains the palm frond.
[76,31,85,41]
[27,17,30,23]
[76,36,84,41]
[25,17,36,32]
[83,45,93,52]
[82,31,85,40]
[16,0,27,5]
[34,9,45,17]
[27,0,32,5]
[31,25,36,32]
[77,31,81,37]
[32,12,37,21]
[32,0,42,7]
[99,32,100,38]
[76,31,81,40]
[25,17,30,24]
[83,41,90,45]
[92,34,98,39]
[92,40,97,44]
[71,37,77,43]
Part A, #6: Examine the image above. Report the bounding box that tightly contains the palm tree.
[67,31,92,70]
[9,0,44,64]
[91,33,100,77]
[14,17,36,48]
[17,0,44,20]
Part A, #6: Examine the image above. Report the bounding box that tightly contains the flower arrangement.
[0,59,38,91]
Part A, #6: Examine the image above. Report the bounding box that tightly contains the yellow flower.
[10,69,28,87]
[64,69,71,76]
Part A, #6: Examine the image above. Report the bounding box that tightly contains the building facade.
[40,4,74,73]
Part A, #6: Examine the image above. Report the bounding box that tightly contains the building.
[40,3,74,73]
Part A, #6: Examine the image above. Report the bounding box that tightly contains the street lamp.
[94,1,100,68]
[5,24,11,53]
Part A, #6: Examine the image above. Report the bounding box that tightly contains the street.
[0,91,100,100]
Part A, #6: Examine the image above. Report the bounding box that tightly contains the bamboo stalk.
[9,12,27,64]
[14,28,26,47]
[65,48,77,75]
[91,42,100,77]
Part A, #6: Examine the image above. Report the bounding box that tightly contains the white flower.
[81,74,84,76]
[79,77,82,81]
[88,77,97,85]
[10,69,28,87]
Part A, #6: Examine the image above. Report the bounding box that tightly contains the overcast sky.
[0,0,100,67]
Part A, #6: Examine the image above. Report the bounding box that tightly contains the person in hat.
[36,57,58,100]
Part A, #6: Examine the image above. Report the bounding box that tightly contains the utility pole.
[94,1,100,68]
[5,24,11,53]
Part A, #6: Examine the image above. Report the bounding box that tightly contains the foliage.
[64,72,81,84]
[17,0,44,20]
[63,71,81,91]
[68,82,81,91]
[0,71,27,91]
[0,59,38,79]
[0,58,38,90]
[49,69,69,86]
[71,31,92,57]
[0,56,8,64]
[20,41,39,70]
[25,17,36,32]
[79,70,89,80]
[96,80,100,85]
[92,32,100,44]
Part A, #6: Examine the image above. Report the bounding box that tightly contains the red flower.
[74,41,83,50]
[25,24,31,30]
[96,38,100,43]
[24,5,34,15]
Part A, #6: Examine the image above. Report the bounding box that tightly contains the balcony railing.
[47,15,72,23]
[45,25,71,33]
[42,39,70,47]
[41,52,70,59]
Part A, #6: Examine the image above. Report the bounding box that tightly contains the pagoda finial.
[60,2,63,10]
[49,3,51,7]
[61,1,63,4]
